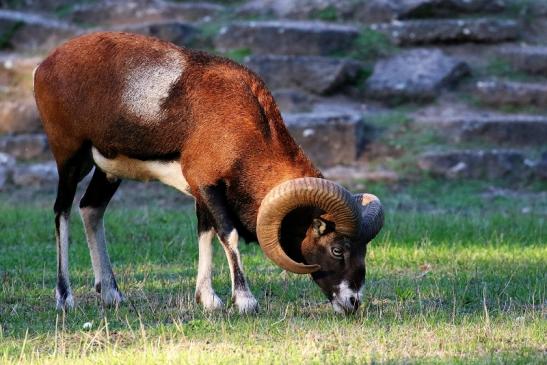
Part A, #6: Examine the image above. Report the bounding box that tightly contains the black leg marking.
[54,146,93,310]
[200,183,233,239]
[80,168,121,209]
[199,184,258,313]
[80,167,123,307]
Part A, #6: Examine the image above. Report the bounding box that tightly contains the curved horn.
[257,177,362,274]
[354,193,384,242]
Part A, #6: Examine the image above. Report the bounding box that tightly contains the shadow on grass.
[1,245,544,340]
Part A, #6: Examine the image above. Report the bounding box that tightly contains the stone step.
[0,152,15,190]
[245,55,364,95]
[0,10,81,51]
[272,89,316,113]
[0,133,51,161]
[474,79,547,108]
[113,21,199,47]
[322,165,399,184]
[418,149,544,180]
[0,54,41,97]
[362,0,506,23]
[235,0,360,20]
[283,111,370,168]
[419,114,547,146]
[0,98,42,135]
[215,20,359,56]
[0,155,57,190]
[365,49,469,103]
[236,0,506,23]
[11,161,57,187]
[69,1,223,26]
[498,46,547,74]
[372,18,519,46]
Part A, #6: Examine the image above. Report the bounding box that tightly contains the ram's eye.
[331,246,344,258]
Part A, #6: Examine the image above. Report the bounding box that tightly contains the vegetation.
[222,47,252,63]
[482,58,532,82]
[350,28,397,62]
[1,180,545,364]
[364,110,444,176]
[310,6,339,22]
[0,21,23,50]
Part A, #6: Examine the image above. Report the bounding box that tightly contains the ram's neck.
[224,150,321,241]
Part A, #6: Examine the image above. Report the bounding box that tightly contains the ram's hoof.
[101,287,124,307]
[234,292,259,314]
[196,289,224,311]
[55,289,74,311]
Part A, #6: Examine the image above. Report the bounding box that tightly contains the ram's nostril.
[349,296,356,306]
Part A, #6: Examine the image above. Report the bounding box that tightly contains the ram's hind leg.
[195,201,224,311]
[53,145,93,310]
[79,168,123,307]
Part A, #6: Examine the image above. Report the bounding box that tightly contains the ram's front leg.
[195,202,224,311]
[199,185,258,314]
[218,228,258,314]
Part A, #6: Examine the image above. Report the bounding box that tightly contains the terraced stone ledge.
[0,10,81,51]
[372,18,519,45]
[498,46,547,74]
[215,21,359,56]
[419,114,547,146]
[283,111,370,167]
[475,80,547,108]
[245,55,364,95]
[419,149,542,180]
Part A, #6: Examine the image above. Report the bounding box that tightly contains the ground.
[1,179,545,364]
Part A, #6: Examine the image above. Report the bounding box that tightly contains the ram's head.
[257,177,384,313]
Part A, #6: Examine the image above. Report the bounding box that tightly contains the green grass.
[350,28,397,62]
[364,110,444,176]
[504,0,545,19]
[222,47,252,63]
[0,181,545,364]
[483,59,533,82]
[310,6,339,22]
[0,21,23,50]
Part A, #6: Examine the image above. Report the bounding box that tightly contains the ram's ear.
[312,218,328,237]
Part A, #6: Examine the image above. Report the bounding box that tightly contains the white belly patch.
[91,147,192,195]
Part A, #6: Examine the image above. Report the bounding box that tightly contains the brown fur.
[34,32,321,234]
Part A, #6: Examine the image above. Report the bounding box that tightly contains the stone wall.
[1,0,546,189]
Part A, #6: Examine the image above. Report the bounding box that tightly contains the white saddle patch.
[122,50,186,123]
[91,147,191,195]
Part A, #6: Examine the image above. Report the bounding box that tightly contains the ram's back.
[35,32,289,161]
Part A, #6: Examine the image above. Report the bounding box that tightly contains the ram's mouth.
[331,296,360,314]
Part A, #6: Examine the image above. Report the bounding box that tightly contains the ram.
[33,32,383,314]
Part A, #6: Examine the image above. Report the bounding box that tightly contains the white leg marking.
[56,213,73,310]
[80,206,122,306]
[195,229,223,311]
[220,229,258,314]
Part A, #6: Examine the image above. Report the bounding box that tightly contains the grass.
[482,59,533,82]
[310,6,339,22]
[364,110,444,176]
[504,0,545,20]
[0,21,23,50]
[222,47,252,63]
[350,28,397,62]
[0,180,545,364]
